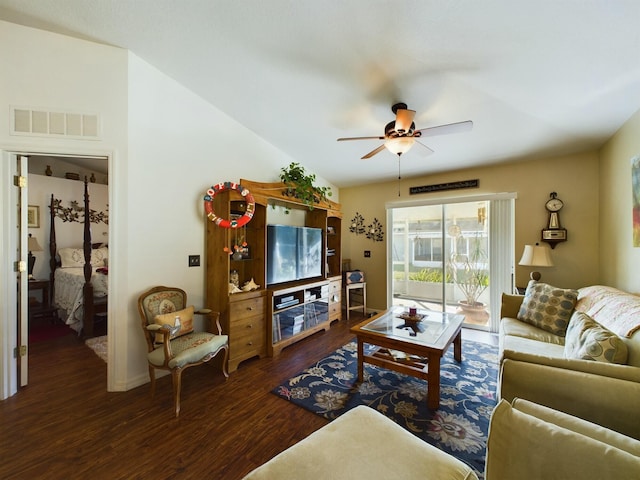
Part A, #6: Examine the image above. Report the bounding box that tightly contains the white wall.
[0,20,338,397]
[0,19,127,399]
[122,54,319,388]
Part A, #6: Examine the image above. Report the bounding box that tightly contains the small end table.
[29,279,57,324]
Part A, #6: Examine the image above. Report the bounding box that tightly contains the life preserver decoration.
[204,182,256,228]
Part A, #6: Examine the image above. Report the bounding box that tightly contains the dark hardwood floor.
[1,311,496,480]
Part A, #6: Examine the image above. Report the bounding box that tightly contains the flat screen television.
[267,225,323,285]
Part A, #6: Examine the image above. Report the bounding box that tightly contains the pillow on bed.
[153,306,194,342]
[59,247,107,268]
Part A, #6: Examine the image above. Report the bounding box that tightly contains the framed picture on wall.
[27,205,40,228]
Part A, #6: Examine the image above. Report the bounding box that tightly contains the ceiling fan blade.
[416,120,473,138]
[415,141,435,156]
[395,108,416,133]
[361,144,386,159]
[337,136,385,142]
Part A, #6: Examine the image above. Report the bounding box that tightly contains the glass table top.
[359,306,464,348]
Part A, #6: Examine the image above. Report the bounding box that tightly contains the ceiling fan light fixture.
[385,136,415,155]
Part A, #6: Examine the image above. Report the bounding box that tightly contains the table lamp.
[518,243,554,281]
[28,234,43,280]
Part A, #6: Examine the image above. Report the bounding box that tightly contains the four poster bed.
[49,178,108,338]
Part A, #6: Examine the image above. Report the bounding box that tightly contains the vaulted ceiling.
[1,1,639,187]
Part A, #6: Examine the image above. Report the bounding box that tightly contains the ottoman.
[242,405,478,480]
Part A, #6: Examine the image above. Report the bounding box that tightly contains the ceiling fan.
[337,103,473,159]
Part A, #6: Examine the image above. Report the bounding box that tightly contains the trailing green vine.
[279,162,332,210]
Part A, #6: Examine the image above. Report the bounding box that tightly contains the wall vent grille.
[11,106,101,140]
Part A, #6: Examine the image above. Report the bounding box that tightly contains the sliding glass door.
[388,194,514,332]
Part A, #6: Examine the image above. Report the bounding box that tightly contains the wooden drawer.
[230,295,265,321]
[230,318,265,353]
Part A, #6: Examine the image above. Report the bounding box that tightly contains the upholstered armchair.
[137,286,229,417]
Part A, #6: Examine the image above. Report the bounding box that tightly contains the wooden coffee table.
[350,306,464,410]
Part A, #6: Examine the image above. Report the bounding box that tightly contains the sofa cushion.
[485,400,640,479]
[501,317,565,345]
[564,311,628,364]
[517,281,578,336]
[511,398,640,456]
[502,334,566,361]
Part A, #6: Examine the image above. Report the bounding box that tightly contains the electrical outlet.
[364,250,371,258]
[188,255,200,267]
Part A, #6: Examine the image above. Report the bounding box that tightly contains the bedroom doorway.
[23,152,110,386]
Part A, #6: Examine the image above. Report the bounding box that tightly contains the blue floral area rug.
[273,339,498,478]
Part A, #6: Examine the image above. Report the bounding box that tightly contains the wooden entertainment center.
[206,179,342,372]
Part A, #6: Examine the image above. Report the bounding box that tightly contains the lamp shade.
[518,244,554,267]
[384,136,415,155]
[28,234,43,252]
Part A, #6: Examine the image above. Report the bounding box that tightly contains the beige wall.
[340,152,600,312]
[599,107,640,293]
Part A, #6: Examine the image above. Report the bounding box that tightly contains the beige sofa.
[499,284,640,439]
[243,400,640,479]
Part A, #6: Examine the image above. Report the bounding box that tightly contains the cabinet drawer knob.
[247,341,253,346]
[246,306,254,311]
[246,324,253,329]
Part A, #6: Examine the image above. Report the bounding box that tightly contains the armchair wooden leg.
[172,368,183,418]
[149,366,156,398]
[221,346,229,379]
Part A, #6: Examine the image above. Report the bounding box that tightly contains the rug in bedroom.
[85,335,108,363]
[272,339,498,478]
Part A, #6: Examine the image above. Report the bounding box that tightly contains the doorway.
[18,152,109,390]
[387,193,515,333]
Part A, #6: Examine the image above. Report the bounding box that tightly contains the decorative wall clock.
[541,192,567,249]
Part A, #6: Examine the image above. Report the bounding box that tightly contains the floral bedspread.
[54,267,108,333]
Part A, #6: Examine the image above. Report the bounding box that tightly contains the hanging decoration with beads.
[204,181,255,228]
[204,181,255,256]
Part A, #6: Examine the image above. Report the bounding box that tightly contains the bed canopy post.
[49,194,57,304]
[82,177,95,338]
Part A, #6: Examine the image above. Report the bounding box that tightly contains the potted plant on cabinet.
[279,162,332,210]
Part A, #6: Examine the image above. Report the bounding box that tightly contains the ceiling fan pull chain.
[397,154,401,196]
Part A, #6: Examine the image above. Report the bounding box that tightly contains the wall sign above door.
[409,179,479,195]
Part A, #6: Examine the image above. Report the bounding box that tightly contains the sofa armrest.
[499,358,640,439]
[500,293,524,319]
[486,400,640,479]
